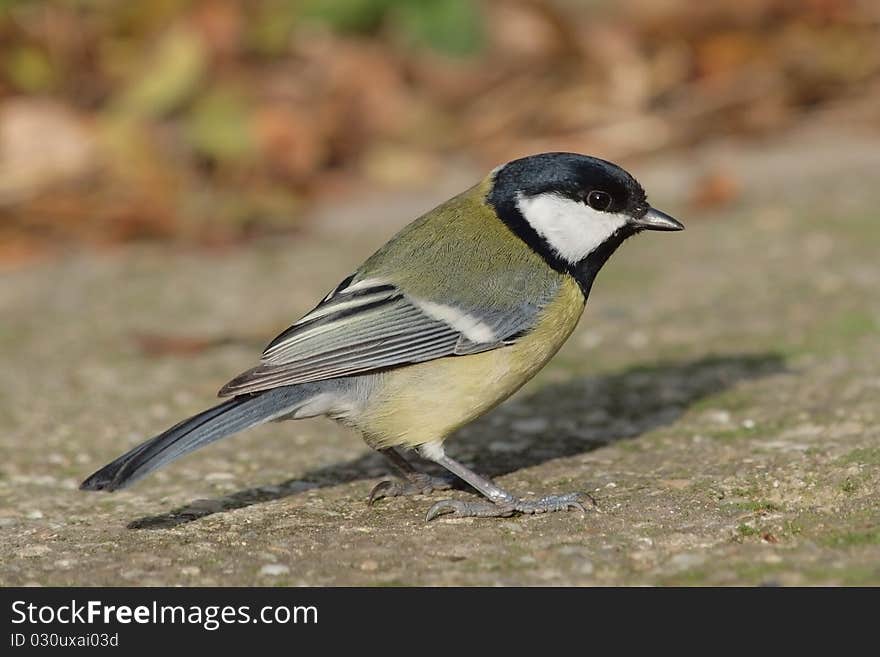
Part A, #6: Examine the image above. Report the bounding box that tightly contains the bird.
[80,152,684,521]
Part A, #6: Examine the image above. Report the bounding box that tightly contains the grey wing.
[217,277,557,397]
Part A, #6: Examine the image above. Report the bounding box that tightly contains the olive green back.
[358,176,567,314]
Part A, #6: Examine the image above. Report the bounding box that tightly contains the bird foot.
[368,473,456,506]
[425,492,594,522]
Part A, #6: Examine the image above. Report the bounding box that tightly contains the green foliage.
[792,309,880,358]
[823,528,880,548]
[734,500,781,513]
[114,26,207,119]
[5,45,56,92]
[302,0,485,56]
[737,524,760,537]
[247,0,303,56]
[0,0,32,11]
[840,477,860,494]
[302,0,393,33]
[394,0,484,56]
[185,86,254,162]
[830,311,879,342]
[837,447,880,466]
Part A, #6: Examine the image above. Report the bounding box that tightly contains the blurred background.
[2,0,879,265]
[3,1,880,586]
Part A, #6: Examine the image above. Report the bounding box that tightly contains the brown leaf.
[689,170,740,211]
[252,105,326,183]
[133,332,232,357]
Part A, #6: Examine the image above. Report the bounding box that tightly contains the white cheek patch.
[516,192,629,264]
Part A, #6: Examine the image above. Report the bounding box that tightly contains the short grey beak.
[632,207,684,231]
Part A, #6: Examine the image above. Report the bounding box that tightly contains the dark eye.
[586,190,612,211]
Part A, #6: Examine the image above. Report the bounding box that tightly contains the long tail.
[80,386,310,492]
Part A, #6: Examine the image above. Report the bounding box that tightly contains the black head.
[492,152,649,218]
[486,152,683,296]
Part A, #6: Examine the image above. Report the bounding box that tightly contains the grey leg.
[419,449,593,521]
[368,448,455,506]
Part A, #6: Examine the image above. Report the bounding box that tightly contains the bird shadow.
[128,352,787,530]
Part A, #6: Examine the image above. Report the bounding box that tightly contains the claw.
[425,491,595,521]
[368,480,395,506]
[425,500,458,522]
[584,492,599,509]
[426,499,518,521]
[570,492,599,515]
[369,473,456,507]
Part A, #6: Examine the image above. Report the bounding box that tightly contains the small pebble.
[259,564,290,577]
[511,418,549,434]
[488,439,529,453]
[707,410,732,425]
[18,545,52,558]
[668,553,706,570]
[205,472,235,482]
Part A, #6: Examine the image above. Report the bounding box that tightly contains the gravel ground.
[1,124,879,585]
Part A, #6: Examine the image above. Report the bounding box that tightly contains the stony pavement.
[1,124,878,585]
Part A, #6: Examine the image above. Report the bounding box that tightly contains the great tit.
[81,152,683,521]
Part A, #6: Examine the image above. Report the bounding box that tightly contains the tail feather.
[80,386,308,492]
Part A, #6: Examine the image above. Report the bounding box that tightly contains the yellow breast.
[352,276,584,449]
